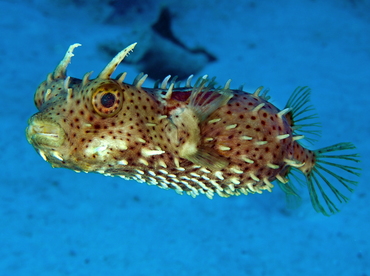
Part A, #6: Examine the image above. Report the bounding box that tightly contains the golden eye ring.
[92,82,123,117]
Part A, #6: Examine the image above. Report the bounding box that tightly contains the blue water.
[1,0,369,275]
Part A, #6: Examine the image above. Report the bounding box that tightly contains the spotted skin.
[26,43,360,215]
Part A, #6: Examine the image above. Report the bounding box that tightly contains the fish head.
[26,43,148,173]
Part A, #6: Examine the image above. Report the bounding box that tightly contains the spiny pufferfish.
[26,43,361,216]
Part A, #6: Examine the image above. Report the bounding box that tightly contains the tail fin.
[305,142,361,216]
[283,86,361,215]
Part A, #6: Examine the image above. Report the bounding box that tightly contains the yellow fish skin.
[26,43,360,216]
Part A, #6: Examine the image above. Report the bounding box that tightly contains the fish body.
[26,43,360,215]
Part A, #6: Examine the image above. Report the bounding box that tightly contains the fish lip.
[26,115,66,148]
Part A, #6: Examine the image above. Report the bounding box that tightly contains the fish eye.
[101,93,116,108]
[92,82,123,117]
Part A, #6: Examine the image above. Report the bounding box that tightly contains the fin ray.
[188,76,233,122]
[186,148,229,170]
[285,86,321,145]
[305,142,360,215]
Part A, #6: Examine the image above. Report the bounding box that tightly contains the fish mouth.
[26,115,66,149]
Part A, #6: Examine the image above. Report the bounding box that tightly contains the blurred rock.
[99,7,217,81]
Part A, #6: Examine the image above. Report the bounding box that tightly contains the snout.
[26,114,66,149]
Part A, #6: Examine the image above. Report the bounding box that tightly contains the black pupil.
[101,93,116,108]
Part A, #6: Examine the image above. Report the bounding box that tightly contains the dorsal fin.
[285,86,321,144]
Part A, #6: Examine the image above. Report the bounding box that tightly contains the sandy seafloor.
[1,0,370,275]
